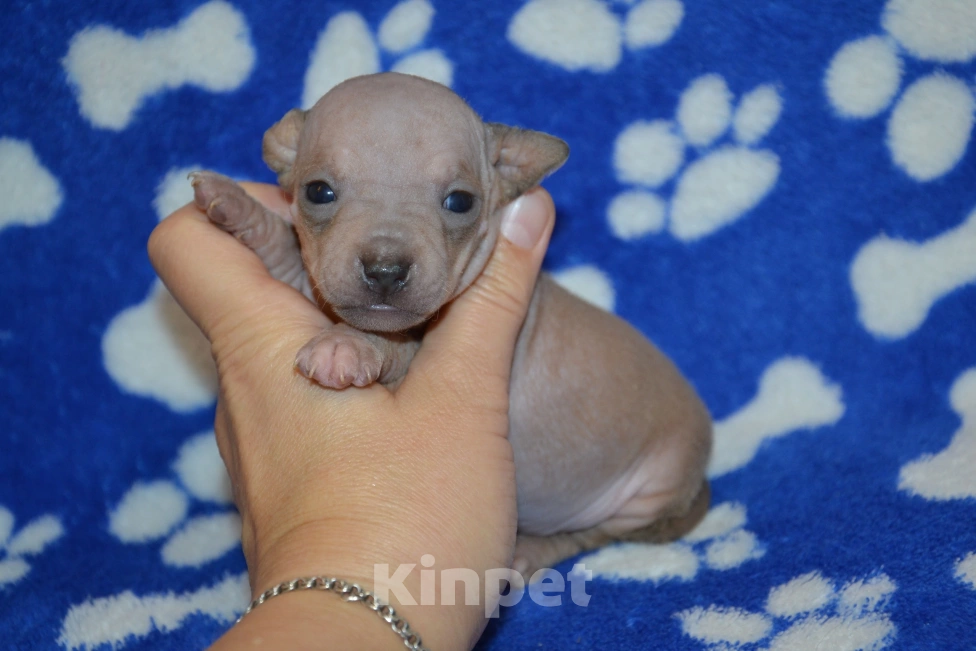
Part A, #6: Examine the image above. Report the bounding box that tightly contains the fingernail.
[500,191,547,250]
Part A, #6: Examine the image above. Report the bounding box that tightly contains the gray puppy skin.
[190,72,712,577]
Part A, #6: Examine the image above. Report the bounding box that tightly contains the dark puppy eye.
[306,181,336,204]
[443,190,474,214]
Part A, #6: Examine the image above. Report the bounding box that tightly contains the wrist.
[213,584,404,651]
[244,518,488,651]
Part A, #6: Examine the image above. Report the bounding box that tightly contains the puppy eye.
[443,190,474,214]
[306,181,336,204]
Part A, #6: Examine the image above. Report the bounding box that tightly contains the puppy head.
[263,72,568,333]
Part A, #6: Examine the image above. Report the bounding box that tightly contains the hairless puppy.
[189,72,712,578]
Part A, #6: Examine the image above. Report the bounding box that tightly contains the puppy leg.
[513,481,711,580]
[295,324,420,389]
[189,171,311,299]
[295,324,385,389]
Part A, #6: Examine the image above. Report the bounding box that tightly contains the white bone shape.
[102,167,219,412]
[63,1,255,130]
[708,357,845,478]
[58,573,248,649]
[103,280,218,412]
[851,205,976,339]
[899,367,976,500]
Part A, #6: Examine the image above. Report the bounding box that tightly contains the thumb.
[412,187,555,386]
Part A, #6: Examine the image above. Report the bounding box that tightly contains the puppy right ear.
[262,108,307,190]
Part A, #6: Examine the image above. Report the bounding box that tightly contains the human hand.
[148,182,555,650]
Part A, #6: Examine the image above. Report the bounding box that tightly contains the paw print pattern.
[302,0,451,108]
[0,505,64,588]
[607,74,783,242]
[825,0,976,182]
[676,571,898,650]
[578,502,765,583]
[108,432,239,568]
[0,137,63,233]
[508,0,684,72]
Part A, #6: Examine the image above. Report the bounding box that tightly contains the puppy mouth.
[333,303,429,333]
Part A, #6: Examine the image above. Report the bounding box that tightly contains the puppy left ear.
[486,123,569,204]
[263,108,307,191]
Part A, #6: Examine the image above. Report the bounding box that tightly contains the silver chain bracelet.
[238,576,430,651]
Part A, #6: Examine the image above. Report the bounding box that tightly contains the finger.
[148,183,325,347]
[411,187,555,385]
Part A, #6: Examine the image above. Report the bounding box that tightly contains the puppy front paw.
[188,171,247,228]
[295,326,384,389]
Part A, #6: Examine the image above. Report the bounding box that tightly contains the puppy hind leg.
[617,480,711,544]
[513,528,615,582]
[512,481,711,580]
[189,171,311,299]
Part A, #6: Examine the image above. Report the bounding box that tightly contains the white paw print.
[508,0,684,72]
[676,571,898,650]
[579,502,765,583]
[0,137,63,233]
[607,74,783,242]
[108,431,239,568]
[0,505,64,587]
[302,0,451,109]
[825,0,976,182]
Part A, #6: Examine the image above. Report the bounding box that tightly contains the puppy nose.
[361,258,411,297]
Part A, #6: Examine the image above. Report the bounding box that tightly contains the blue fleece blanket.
[2,0,975,648]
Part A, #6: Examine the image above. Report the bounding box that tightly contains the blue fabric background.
[1,0,974,648]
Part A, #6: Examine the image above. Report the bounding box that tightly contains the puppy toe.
[296,330,385,390]
[189,171,227,207]
[189,171,243,220]
[352,364,375,387]
[295,340,336,385]
[329,343,360,387]
[206,195,248,229]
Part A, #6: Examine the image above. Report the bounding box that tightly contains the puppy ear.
[262,108,307,190]
[485,123,569,204]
